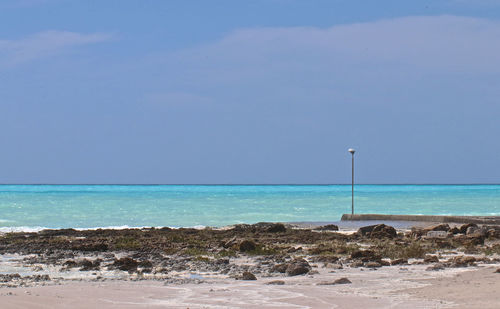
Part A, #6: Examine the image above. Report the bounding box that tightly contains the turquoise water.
[0,185,499,231]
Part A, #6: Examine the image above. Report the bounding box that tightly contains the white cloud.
[0,30,112,66]
[161,15,500,76]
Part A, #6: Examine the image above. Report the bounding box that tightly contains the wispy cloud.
[163,15,500,75]
[0,30,112,66]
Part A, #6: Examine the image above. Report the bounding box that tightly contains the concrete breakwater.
[341,214,500,225]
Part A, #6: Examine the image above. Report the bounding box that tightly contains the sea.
[0,184,499,232]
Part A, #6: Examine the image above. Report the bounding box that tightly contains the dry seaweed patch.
[308,241,360,256]
[369,240,429,259]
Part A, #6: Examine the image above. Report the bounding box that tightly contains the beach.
[1,222,499,308]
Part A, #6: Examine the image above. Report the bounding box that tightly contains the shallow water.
[0,184,499,230]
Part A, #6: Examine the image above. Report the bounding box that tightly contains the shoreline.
[0,217,469,234]
[1,221,499,308]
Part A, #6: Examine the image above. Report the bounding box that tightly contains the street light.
[348,148,355,215]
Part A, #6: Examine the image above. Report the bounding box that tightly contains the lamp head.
[348,148,356,154]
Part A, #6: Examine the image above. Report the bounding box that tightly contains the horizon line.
[0,183,499,186]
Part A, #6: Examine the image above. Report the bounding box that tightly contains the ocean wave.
[0,226,46,233]
[0,225,208,233]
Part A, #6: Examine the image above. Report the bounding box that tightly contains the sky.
[1,0,500,184]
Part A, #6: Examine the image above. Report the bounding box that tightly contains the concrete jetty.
[341,214,500,225]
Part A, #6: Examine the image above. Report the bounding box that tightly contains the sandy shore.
[1,264,499,308]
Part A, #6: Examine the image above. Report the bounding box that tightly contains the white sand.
[1,263,498,308]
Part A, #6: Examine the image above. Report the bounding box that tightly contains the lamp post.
[348,148,355,215]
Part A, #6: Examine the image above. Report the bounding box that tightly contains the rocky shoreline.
[1,222,499,289]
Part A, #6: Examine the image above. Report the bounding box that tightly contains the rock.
[425,224,450,232]
[216,258,230,265]
[239,240,257,252]
[78,259,94,271]
[357,224,397,238]
[112,257,139,272]
[240,272,257,280]
[494,268,500,273]
[357,225,377,236]
[448,256,476,267]
[466,226,482,235]
[266,223,287,233]
[350,261,364,268]
[63,260,78,268]
[423,255,439,263]
[314,224,339,231]
[370,224,397,239]
[350,250,382,262]
[426,263,445,271]
[317,277,352,285]
[266,280,285,285]
[77,259,100,271]
[270,264,288,273]
[310,255,339,263]
[379,260,391,266]
[138,260,153,268]
[223,237,237,248]
[390,258,408,265]
[459,223,478,234]
[487,229,500,239]
[365,261,382,268]
[334,277,351,284]
[449,227,460,234]
[0,274,21,282]
[286,258,311,276]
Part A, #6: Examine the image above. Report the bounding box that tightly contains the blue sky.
[1,0,500,184]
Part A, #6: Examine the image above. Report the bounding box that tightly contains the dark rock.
[63,260,78,268]
[216,258,230,265]
[425,224,450,232]
[138,260,153,268]
[266,223,287,233]
[390,258,408,265]
[75,258,101,271]
[334,277,351,284]
[357,224,396,239]
[350,250,382,262]
[270,264,288,273]
[266,280,285,285]
[240,271,257,280]
[314,224,339,231]
[449,227,460,234]
[459,223,478,234]
[31,274,50,281]
[426,263,445,271]
[223,237,237,249]
[365,261,382,268]
[239,240,257,252]
[0,274,21,282]
[317,277,352,285]
[423,255,439,263]
[309,255,339,263]
[112,257,139,272]
[350,261,364,268]
[448,256,476,267]
[71,243,109,252]
[370,224,397,239]
[286,258,311,276]
[78,259,94,271]
[357,224,377,236]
